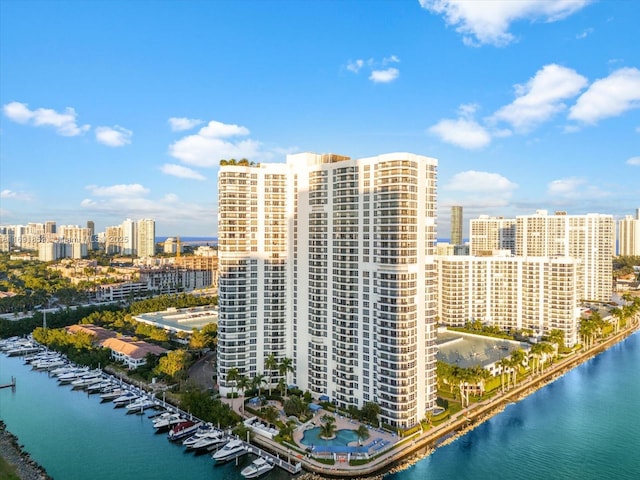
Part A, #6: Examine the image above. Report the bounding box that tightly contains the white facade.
[436,253,583,347]
[469,216,516,255]
[618,210,640,256]
[121,218,136,255]
[137,218,156,257]
[217,152,439,429]
[516,210,614,302]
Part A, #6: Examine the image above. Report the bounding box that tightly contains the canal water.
[2,331,639,480]
[0,354,290,480]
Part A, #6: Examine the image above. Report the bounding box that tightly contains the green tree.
[155,349,191,378]
[356,424,370,445]
[264,353,278,395]
[319,414,336,439]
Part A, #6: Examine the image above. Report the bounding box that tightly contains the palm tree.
[278,357,294,389]
[227,367,239,404]
[509,349,525,387]
[547,329,565,350]
[498,357,511,392]
[319,414,337,439]
[355,424,370,445]
[538,342,556,372]
[252,373,267,397]
[278,377,287,398]
[279,420,297,442]
[264,353,278,396]
[236,375,250,409]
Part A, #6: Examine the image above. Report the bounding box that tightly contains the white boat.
[57,367,90,384]
[191,432,227,452]
[71,371,103,389]
[125,397,156,414]
[168,421,203,441]
[49,364,78,377]
[32,357,66,370]
[183,427,225,451]
[152,412,184,431]
[112,391,138,408]
[240,457,274,478]
[86,380,116,394]
[212,439,247,463]
[100,387,127,402]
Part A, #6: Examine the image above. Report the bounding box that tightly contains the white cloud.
[2,101,90,136]
[568,67,640,124]
[346,59,366,73]
[346,56,400,83]
[576,27,594,39]
[0,189,32,201]
[547,177,608,199]
[382,55,400,65]
[86,184,149,197]
[492,64,588,132]
[369,68,400,83]
[627,156,640,166]
[441,170,518,207]
[168,117,204,132]
[80,192,213,228]
[160,163,206,180]
[445,170,518,193]
[428,118,491,149]
[169,119,265,167]
[419,0,592,47]
[95,125,132,147]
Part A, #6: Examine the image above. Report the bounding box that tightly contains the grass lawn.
[0,456,20,480]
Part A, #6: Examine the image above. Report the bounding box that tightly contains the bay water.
[1,331,639,480]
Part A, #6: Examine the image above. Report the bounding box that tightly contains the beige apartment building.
[436,252,583,347]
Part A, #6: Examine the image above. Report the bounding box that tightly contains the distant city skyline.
[1,1,639,237]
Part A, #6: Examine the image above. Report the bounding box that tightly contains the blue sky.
[1,0,638,238]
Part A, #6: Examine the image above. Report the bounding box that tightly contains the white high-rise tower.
[217,152,439,430]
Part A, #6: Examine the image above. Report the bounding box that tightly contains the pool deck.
[293,410,398,459]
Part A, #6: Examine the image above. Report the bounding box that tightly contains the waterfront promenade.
[244,319,640,478]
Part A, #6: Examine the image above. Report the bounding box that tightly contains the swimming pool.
[300,426,358,447]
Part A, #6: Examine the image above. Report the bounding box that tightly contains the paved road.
[187,351,216,390]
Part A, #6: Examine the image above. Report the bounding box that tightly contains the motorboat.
[86,380,116,394]
[240,457,274,478]
[152,412,185,431]
[125,397,156,414]
[57,367,91,384]
[168,420,203,441]
[183,427,225,451]
[100,387,128,402]
[212,439,247,463]
[71,371,103,389]
[32,357,66,371]
[112,391,139,408]
[49,364,78,377]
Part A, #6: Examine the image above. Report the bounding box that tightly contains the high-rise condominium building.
[469,216,516,255]
[218,152,438,429]
[618,209,640,256]
[121,219,136,255]
[436,252,583,346]
[516,210,614,302]
[450,205,463,246]
[137,219,156,258]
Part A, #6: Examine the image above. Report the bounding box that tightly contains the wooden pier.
[0,376,16,390]
[243,442,302,475]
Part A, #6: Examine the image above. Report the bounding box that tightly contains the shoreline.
[288,322,640,479]
[1,322,636,480]
[0,421,51,480]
